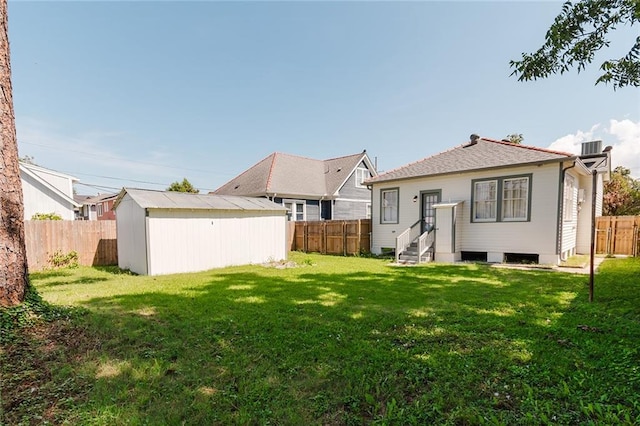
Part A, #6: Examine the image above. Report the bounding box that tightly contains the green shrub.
[48,250,79,269]
[31,212,63,220]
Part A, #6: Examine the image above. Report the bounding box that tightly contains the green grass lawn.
[2,253,640,425]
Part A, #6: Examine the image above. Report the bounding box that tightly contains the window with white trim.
[356,167,370,188]
[563,175,575,221]
[97,204,103,217]
[284,201,306,221]
[472,175,532,223]
[502,177,529,221]
[381,188,398,224]
[473,180,497,221]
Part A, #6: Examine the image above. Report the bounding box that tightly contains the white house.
[20,162,81,220]
[366,136,611,265]
[114,188,288,275]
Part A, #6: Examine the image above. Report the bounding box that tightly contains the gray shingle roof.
[213,151,373,198]
[85,192,119,204]
[115,188,287,212]
[366,138,573,184]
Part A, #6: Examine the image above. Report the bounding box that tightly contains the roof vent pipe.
[464,134,480,148]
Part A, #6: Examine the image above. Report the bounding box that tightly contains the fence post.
[303,222,307,253]
[356,219,362,254]
[342,221,346,256]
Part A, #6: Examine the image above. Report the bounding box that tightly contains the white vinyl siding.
[381,188,399,224]
[563,175,575,221]
[20,169,77,220]
[575,172,604,255]
[371,164,560,263]
[560,172,580,258]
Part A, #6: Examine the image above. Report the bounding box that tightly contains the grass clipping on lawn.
[2,254,640,425]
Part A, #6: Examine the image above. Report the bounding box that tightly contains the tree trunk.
[0,0,29,307]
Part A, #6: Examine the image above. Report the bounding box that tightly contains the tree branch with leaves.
[510,0,640,89]
[167,178,199,194]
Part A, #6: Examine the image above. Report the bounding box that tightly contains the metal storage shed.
[114,188,288,275]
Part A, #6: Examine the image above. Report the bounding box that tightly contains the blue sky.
[9,1,640,195]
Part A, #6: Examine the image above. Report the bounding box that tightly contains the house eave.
[368,157,570,186]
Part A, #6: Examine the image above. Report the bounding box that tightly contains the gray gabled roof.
[85,192,119,204]
[114,188,287,212]
[213,151,376,198]
[366,138,573,184]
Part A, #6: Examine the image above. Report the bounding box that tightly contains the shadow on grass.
[28,269,74,281]
[12,258,640,424]
[93,265,138,275]
[62,265,595,423]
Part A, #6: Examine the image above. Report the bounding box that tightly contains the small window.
[104,202,110,213]
[563,175,575,221]
[381,188,398,224]
[473,180,497,221]
[366,203,372,219]
[97,204,103,217]
[284,201,306,222]
[356,167,370,188]
[502,177,529,221]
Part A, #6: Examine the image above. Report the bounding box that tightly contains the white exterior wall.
[372,163,562,264]
[595,176,604,216]
[576,173,604,254]
[21,173,76,220]
[116,195,149,275]
[560,170,580,259]
[146,209,286,276]
[32,169,74,196]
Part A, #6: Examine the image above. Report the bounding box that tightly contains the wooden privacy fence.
[595,216,640,256]
[293,219,371,255]
[24,220,118,270]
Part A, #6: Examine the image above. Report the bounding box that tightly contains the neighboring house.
[114,188,288,275]
[20,162,81,220]
[365,135,611,265]
[74,195,94,220]
[213,151,377,221]
[90,193,119,220]
[75,192,119,220]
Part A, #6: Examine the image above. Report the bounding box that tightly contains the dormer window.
[356,167,369,188]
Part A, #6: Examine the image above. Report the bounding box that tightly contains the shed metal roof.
[115,188,288,212]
